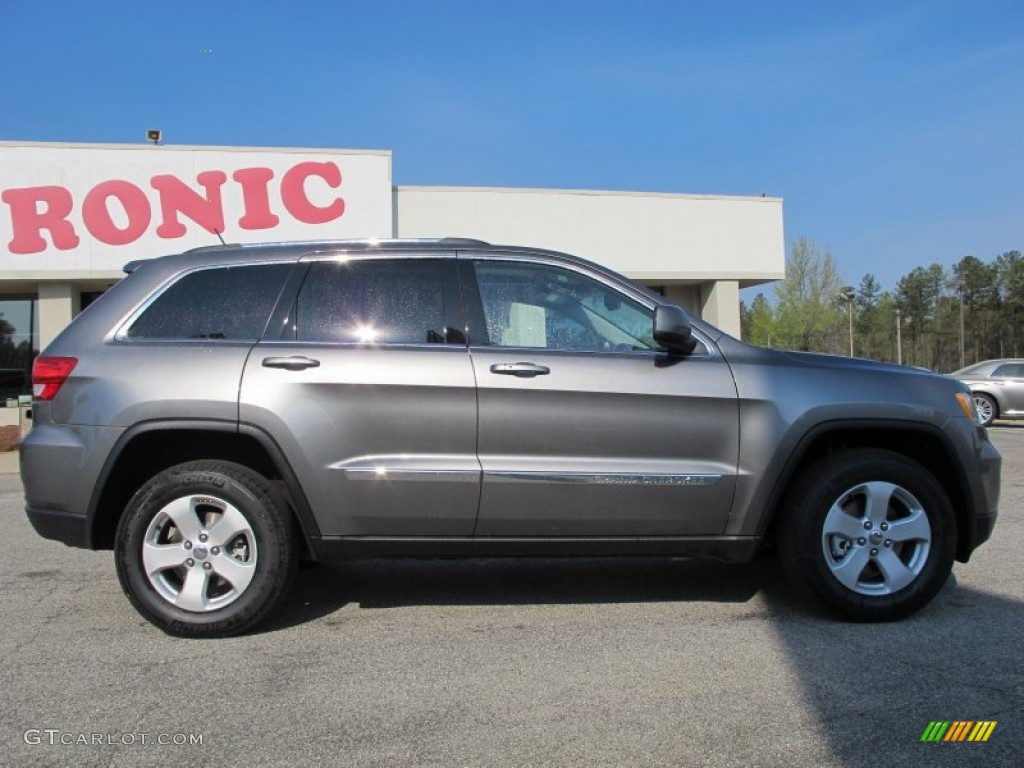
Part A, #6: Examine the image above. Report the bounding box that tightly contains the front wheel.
[778,449,956,621]
[115,461,297,637]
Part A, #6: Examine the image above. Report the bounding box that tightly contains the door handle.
[490,362,550,377]
[262,356,321,371]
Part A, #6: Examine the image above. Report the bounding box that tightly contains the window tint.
[296,259,448,345]
[993,363,1024,378]
[473,261,657,352]
[127,263,291,340]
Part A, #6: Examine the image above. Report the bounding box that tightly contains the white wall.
[395,186,785,286]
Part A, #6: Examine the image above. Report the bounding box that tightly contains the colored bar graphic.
[945,721,973,741]
[921,721,949,742]
[921,720,996,742]
[968,722,998,742]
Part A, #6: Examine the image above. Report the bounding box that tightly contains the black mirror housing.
[653,305,698,355]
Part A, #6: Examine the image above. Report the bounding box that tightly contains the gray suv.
[22,239,1001,637]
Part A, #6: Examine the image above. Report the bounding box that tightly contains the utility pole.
[955,283,965,369]
[895,307,902,365]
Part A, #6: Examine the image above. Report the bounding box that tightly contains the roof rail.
[124,238,494,272]
[437,237,491,246]
[184,243,243,254]
[222,237,492,248]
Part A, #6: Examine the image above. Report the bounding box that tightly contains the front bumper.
[958,432,1001,562]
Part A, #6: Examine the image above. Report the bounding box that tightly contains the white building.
[0,141,784,408]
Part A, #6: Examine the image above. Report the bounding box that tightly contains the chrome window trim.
[466,343,712,361]
[256,340,468,352]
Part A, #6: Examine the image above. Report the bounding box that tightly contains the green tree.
[855,274,885,359]
[896,264,946,368]
[951,255,998,366]
[772,238,846,352]
[995,250,1023,357]
[742,292,775,346]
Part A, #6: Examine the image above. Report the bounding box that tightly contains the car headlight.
[954,392,981,424]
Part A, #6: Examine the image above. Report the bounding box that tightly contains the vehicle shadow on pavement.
[756,573,1024,767]
[262,555,777,632]
[262,554,1024,767]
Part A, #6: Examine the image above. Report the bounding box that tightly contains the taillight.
[32,356,78,401]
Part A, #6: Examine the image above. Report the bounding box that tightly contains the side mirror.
[653,305,697,355]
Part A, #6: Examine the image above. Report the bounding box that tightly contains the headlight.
[955,392,980,424]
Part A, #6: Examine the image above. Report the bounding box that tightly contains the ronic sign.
[2,161,346,254]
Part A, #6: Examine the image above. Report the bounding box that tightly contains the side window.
[993,364,1024,378]
[296,259,449,345]
[126,263,292,340]
[472,261,657,352]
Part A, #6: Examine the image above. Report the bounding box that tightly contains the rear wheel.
[115,461,297,637]
[972,393,997,427]
[778,449,956,621]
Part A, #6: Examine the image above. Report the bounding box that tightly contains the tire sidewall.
[115,463,292,636]
[784,451,956,620]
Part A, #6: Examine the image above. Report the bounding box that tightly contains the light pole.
[895,307,902,365]
[839,287,855,357]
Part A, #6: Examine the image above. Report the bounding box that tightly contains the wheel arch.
[757,421,974,562]
[87,421,321,558]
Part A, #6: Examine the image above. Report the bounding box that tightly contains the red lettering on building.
[82,180,152,245]
[281,162,345,224]
[232,168,280,230]
[1,186,81,253]
[2,161,348,256]
[151,170,227,238]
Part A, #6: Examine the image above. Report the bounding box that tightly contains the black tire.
[115,461,297,637]
[778,449,956,621]
[973,393,998,427]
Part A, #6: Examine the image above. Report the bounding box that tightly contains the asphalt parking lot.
[2,427,1022,767]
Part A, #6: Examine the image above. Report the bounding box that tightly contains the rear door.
[461,255,740,537]
[992,362,1024,414]
[239,253,480,537]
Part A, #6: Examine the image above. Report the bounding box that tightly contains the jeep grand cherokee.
[22,239,1001,636]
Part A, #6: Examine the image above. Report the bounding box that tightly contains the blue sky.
[2,0,1022,296]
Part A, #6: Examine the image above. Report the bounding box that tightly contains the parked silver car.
[953,359,1024,426]
[21,240,1001,636]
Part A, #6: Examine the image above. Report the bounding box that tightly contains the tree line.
[740,238,1024,373]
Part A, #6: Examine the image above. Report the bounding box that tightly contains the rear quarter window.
[126,263,292,340]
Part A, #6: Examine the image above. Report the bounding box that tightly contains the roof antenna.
[213,228,226,246]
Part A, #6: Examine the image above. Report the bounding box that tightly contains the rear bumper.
[20,420,123,550]
[26,505,90,548]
